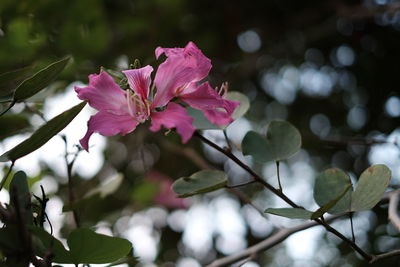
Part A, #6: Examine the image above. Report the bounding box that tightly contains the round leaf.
[242,120,302,162]
[172,170,228,198]
[313,168,352,214]
[242,131,270,162]
[351,164,391,211]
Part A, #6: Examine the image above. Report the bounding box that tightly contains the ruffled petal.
[180,82,240,126]
[75,72,127,114]
[152,42,212,107]
[149,103,195,143]
[80,110,139,151]
[122,65,153,99]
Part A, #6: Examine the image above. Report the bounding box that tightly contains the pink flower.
[75,68,194,151]
[75,42,240,151]
[154,42,240,126]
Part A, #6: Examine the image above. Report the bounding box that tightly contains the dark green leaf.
[0,66,32,97]
[9,171,33,225]
[106,255,139,266]
[67,228,132,264]
[13,57,70,102]
[29,226,71,263]
[313,168,352,214]
[351,164,391,211]
[0,114,31,139]
[311,184,351,219]
[172,170,228,197]
[242,120,302,162]
[264,208,313,219]
[0,102,86,162]
[242,131,270,162]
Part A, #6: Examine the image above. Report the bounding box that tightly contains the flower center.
[126,89,150,123]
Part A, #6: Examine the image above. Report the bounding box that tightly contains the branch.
[388,190,400,231]
[370,249,400,264]
[194,131,372,262]
[206,213,344,267]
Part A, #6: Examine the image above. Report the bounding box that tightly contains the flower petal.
[149,103,195,143]
[122,65,153,99]
[80,110,139,151]
[153,42,212,107]
[75,72,127,113]
[180,82,240,126]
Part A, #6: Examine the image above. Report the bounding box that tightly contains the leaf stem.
[350,212,356,242]
[0,160,15,191]
[222,129,232,151]
[276,161,282,192]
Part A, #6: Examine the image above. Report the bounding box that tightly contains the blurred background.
[1,0,400,266]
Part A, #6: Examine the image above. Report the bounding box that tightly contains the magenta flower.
[154,42,240,125]
[75,42,239,151]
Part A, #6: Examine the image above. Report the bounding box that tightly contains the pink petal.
[75,72,127,114]
[122,65,153,99]
[80,110,139,151]
[180,82,240,126]
[152,42,212,107]
[149,102,195,143]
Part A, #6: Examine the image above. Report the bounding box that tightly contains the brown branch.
[388,190,400,231]
[206,213,344,267]
[370,249,400,264]
[194,131,373,262]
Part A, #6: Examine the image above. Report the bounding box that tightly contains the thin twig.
[276,161,282,192]
[223,129,232,152]
[388,190,400,231]
[206,213,345,267]
[0,161,15,191]
[348,215,355,244]
[194,131,373,262]
[226,180,257,188]
[63,136,81,228]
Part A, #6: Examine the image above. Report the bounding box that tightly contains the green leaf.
[9,171,33,225]
[226,91,250,120]
[313,168,352,214]
[242,120,302,162]
[13,57,70,102]
[242,131,270,162]
[186,91,250,130]
[0,102,86,162]
[0,94,13,103]
[67,228,132,264]
[172,170,228,198]
[186,107,220,130]
[0,114,31,139]
[264,208,313,219]
[311,184,351,219]
[0,66,32,98]
[106,255,139,266]
[29,226,71,263]
[351,164,391,211]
